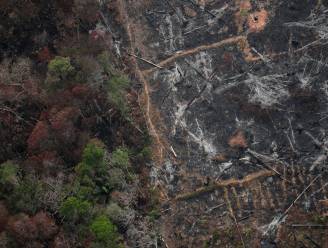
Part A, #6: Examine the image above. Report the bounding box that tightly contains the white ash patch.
[285,8,328,40]
[186,118,217,156]
[159,14,184,54]
[162,63,183,93]
[186,51,213,80]
[172,102,188,136]
[244,73,290,107]
[296,54,328,89]
[171,102,217,156]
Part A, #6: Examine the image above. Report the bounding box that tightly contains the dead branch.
[225,193,246,248]
[174,169,274,201]
[183,24,209,35]
[170,146,177,157]
[288,224,328,228]
[186,0,217,18]
[128,52,164,69]
[204,203,225,213]
[251,47,271,65]
[246,149,290,182]
[143,36,246,75]
[304,234,322,248]
[0,106,33,126]
[282,174,321,217]
[98,11,114,36]
[185,84,207,111]
[303,130,328,152]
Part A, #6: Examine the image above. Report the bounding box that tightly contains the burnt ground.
[111,0,328,247]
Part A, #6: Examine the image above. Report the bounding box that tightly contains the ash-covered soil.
[114,0,328,247]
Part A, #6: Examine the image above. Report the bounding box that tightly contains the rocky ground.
[113,0,328,247]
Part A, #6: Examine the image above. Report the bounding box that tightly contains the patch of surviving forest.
[0,1,160,247]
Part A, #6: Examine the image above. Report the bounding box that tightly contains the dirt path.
[115,0,167,164]
[142,35,261,75]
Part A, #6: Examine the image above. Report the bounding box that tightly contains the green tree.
[59,196,92,223]
[74,141,112,198]
[75,142,106,178]
[82,142,105,167]
[90,215,120,246]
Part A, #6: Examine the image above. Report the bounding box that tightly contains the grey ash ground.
[116,0,328,247]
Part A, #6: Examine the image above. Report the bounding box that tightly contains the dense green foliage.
[97,51,130,116]
[45,56,76,90]
[58,140,130,240]
[74,141,119,199]
[59,196,92,223]
[90,215,118,243]
[75,142,106,178]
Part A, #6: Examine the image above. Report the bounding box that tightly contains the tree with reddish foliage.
[27,121,52,153]
[7,214,39,243]
[71,84,91,99]
[27,104,85,165]
[25,151,63,175]
[33,211,58,240]
[37,47,53,63]
[6,212,58,246]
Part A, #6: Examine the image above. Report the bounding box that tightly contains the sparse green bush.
[107,168,126,190]
[107,75,130,116]
[111,148,129,169]
[148,209,161,221]
[0,161,19,200]
[48,56,74,79]
[106,203,125,226]
[148,187,161,221]
[59,196,92,223]
[7,176,44,214]
[97,51,115,75]
[89,215,123,248]
[0,163,45,214]
[137,146,152,162]
[97,51,131,116]
[0,161,19,188]
[313,214,328,224]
